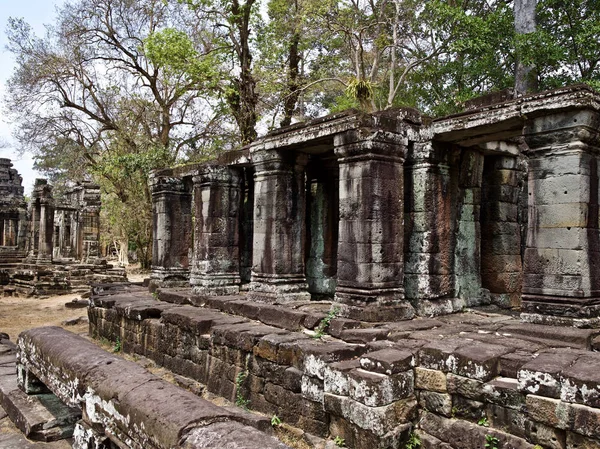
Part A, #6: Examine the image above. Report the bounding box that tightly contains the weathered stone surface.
[518,351,582,398]
[323,393,417,437]
[346,368,414,407]
[16,327,291,449]
[567,432,600,449]
[418,390,452,416]
[359,349,414,375]
[180,421,289,448]
[483,377,526,411]
[420,411,538,449]
[415,367,447,392]
[0,369,80,442]
[447,373,485,401]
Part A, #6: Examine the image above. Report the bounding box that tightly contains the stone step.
[498,323,599,349]
[0,343,80,442]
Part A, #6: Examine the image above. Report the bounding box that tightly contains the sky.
[0,0,65,193]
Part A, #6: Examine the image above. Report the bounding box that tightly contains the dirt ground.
[0,269,148,447]
[0,293,91,342]
[0,268,147,342]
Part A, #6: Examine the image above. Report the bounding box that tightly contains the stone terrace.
[87,284,600,449]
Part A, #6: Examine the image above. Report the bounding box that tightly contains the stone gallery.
[149,85,600,327]
[6,85,600,449]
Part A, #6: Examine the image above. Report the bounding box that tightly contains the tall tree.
[514,0,538,94]
[5,0,223,267]
[182,0,260,144]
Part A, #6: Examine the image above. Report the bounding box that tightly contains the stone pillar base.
[411,297,471,317]
[150,267,190,288]
[521,294,600,328]
[335,287,415,321]
[191,273,241,296]
[35,256,53,265]
[248,274,310,302]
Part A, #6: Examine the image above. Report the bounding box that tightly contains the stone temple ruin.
[0,162,125,296]
[5,85,600,449]
[147,84,600,327]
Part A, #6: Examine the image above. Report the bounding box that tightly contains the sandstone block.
[447,373,485,401]
[323,393,417,436]
[518,351,581,398]
[359,349,414,375]
[347,368,414,407]
[415,367,447,392]
[418,390,452,416]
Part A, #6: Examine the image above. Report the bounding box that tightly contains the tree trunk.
[280,33,301,128]
[514,0,538,94]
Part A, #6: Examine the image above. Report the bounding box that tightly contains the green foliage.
[270,415,282,427]
[235,371,250,409]
[478,417,489,427]
[333,436,345,447]
[144,28,219,87]
[345,78,375,111]
[485,434,499,449]
[313,307,339,339]
[113,337,122,353]
[405,432,421,449]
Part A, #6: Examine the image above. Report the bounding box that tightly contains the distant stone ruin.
[0,158,28,264]
[0,167,125,296]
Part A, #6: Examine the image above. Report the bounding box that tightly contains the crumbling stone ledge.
[16,326,290,449]
[86,286,600,448]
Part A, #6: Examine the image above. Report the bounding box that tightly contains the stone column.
[191,165,242,296]
[305,158,339,298]
[248,150,310,302]
[0,219,5,246]
[481,153,523,308]
[334,130,413,321]
[7,219,16,246]
[404,142,459,316]
[37,199,54,264]
[149,173,192,288]
[454,149,485,307]
[522,109,600,326]
[17,208,27,252]
[28,201,39,260]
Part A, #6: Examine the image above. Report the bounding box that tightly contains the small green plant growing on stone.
[271,415,282,427]
[333,435,346,447]
[152,291,159,300]
[112,337,122,353]
[485,434,499,449]
[313,307,340,339]
[235,371,250,409]
[478,416,489,427]
[405,432,421,449]
[533,446,543,449]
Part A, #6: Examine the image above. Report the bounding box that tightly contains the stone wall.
[89,287,600,449]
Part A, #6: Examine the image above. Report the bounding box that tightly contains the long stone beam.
[430,85,600,147]
[16,326,290,449]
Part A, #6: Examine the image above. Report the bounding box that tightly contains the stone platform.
[86,284,600,448]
